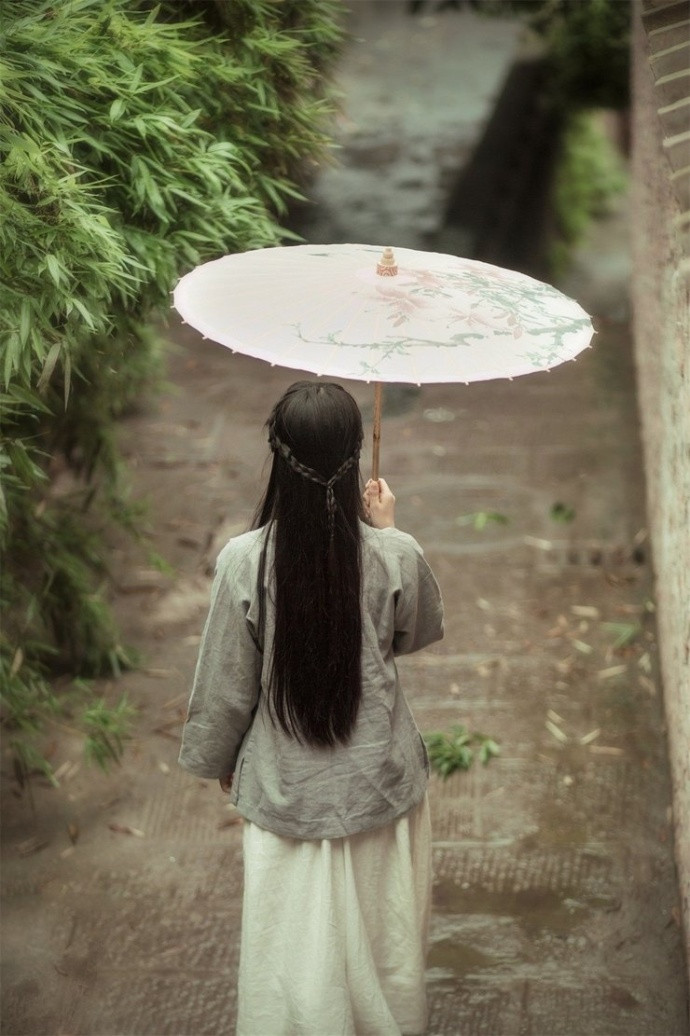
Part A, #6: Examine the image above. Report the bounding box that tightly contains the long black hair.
[252,381,366,747]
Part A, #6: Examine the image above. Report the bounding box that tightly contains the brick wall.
[631,3,690,976]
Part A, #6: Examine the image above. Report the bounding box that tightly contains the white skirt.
[236,795,432,1036]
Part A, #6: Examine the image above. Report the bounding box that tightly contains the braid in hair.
[268,424,360,535]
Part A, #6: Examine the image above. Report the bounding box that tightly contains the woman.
[179,381,444,1035]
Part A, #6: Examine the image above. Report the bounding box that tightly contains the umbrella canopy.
[173,243,593,384]
[173,243,594,475]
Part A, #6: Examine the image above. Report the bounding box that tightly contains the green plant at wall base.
[550,501,576,524]
[601,622,641,651]
[424,726,500,779]
[549,110,627,277]
[0,0,343,780]
[455,511,509,531]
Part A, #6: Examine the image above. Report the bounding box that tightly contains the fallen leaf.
[637,652,652,674]
[597,665,627,680]
[523,536,553,550]
[579,728,601,745]
[638,675,656,696]
[616,604,644,616]
[52,761,73,783]
[546,719,568,744]
[162,693,186,708]
[589,745,624,756]
[108,824,145,838]
[572,639,593,655]
[17,836,50,856]
[571,605,600,619]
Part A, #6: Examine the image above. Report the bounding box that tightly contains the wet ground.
[2,4,688,1035]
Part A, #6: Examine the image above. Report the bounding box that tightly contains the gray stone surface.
[1,3,688,1035]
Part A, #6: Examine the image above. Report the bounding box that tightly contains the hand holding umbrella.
[364,477,396,529]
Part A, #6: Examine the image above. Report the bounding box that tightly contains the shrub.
[0,0,343,779]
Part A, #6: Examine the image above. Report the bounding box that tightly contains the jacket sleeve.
[178,544,262,779]
[392,534,444,656]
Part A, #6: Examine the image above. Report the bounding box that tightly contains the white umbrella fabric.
[173,244,594,476]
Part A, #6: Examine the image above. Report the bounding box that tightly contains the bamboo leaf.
[3,334,21,385]
[19,299,32,347]
[63,351,72,409]
[36,342,61,394]
[70,299,97,330]
[44,253,62,288]
[109,98,126,121]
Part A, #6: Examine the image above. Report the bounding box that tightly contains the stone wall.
[631,1,690,976]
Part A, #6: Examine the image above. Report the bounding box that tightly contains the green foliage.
[81,692,136,770]
[456,511,509,531]
[549,110,627,275]
[477,0,630,110]
[0,645,61,784]
[0,0,343,779]
[424,725,500,779]
[549,501,576,524]
[536,0,630,112]
[600,622,641,651]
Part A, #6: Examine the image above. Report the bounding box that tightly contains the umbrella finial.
[376,247,398,277]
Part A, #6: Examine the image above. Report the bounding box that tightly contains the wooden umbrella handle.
[371,382,382,482]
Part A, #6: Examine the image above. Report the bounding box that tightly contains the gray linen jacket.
[178,521,444,839]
